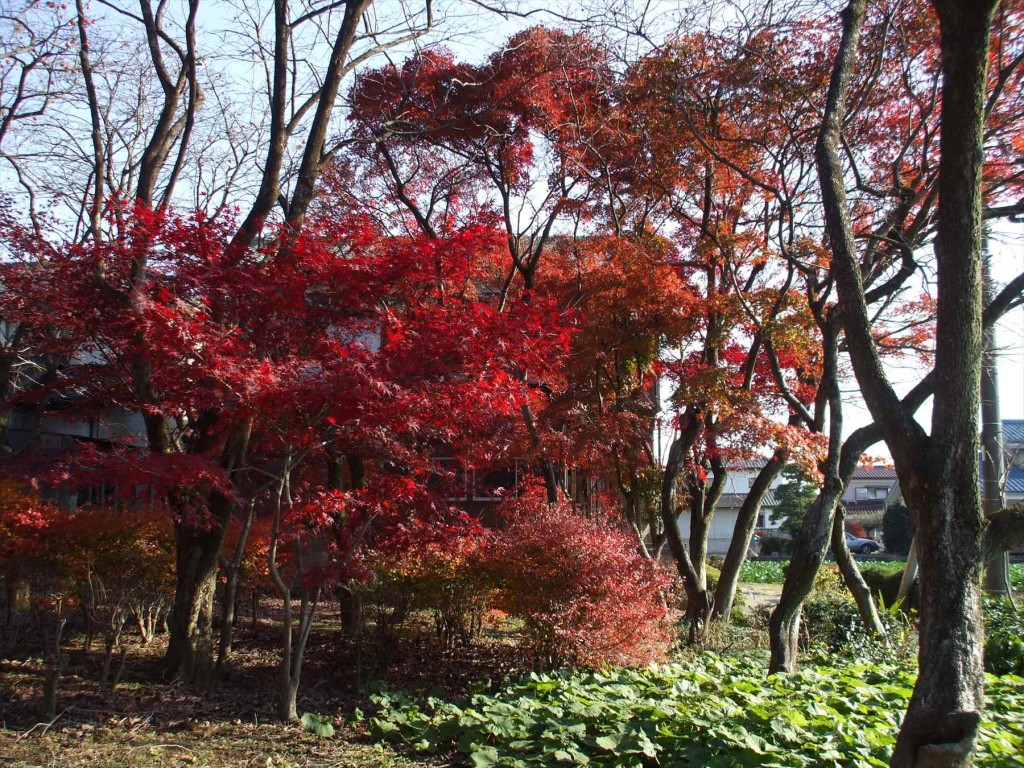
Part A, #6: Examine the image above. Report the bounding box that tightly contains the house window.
[855,486,889,501]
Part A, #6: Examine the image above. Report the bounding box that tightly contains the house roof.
[726,458,773,471]
[1004,419,1024,444]
[714,490,779,510]
[727,458,898,480]
[850,466,898,480]
[985,461,1024,495]
[842,499,887,514]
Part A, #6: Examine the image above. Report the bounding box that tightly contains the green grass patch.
[738,559,1024,587]
[369,653,1024,767]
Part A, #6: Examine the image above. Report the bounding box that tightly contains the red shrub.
[845,521,868,539]
[478,491,676,667]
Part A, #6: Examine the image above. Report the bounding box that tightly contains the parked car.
[845,532,882,554]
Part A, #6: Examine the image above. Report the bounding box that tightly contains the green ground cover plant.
[369,653,1024,768]
[739,560,1022,587]
[738,560,789,584]
[985,597,1024,676]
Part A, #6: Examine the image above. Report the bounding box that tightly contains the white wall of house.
[676,507,740,556]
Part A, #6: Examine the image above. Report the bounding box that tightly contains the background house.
[880,419,1023,540]
[842,466,899,537]
[676,460,899,556]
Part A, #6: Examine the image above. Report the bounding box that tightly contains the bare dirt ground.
[1,599,523,768]
[734,583,783,612]
[1,583,786,768]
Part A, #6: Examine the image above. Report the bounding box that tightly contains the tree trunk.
[981,241,1010,597]
[890,483,985,768]
[768,483,843,672]
[898,537,919,603]
[659,412,711,641]
[216,568,241,671]
[164,509,230,685]
[770,326,844,673]
[714,447,787,622]
[277,587,321,721]
[889,2,995,764]
[217,502,255,670]
[832,505,886,637]
[337,586,362,638]
[687,483,710,593]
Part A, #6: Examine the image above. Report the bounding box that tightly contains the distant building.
[676,460,899,556]
[886,418,1024,515]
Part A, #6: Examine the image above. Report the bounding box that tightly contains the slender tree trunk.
[769,327,844,673]
[898,537,919,603]
[688,484,710,593]
[521,402,560,503]
[216,568,241,670]
[768,484,844,672]
[659,412,711,641]
[981,241,1010,596]
[832,505,886,637]
[277,587,320,721]
[217,502,255,670]
[714,448,787,622]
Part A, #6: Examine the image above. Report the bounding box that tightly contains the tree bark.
[217,501,255,670]
[714,447,787,622]
[832,504,887,637]
[981,240,1010,596]
[816,0,998,762]
[659,411,712,641]
[769,325,845,673]
[164,508,230,685]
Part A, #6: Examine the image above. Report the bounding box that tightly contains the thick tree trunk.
[813,1,996,761]
[165,525,222,685]
[164,497,231,685]
[338,586,362,638]
[714,448,787,622]
[890,485,985,768]
[889,3,995,765]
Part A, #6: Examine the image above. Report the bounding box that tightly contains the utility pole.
[982,228,1011,595]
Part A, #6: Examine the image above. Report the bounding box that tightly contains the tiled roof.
[979,459,1024,495]
[726,458,774,471]
[851,466,898,479]
[842,499,887,514]
[1002,463,1024,495]
[713,493,747,510]
[714,491,779,510]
